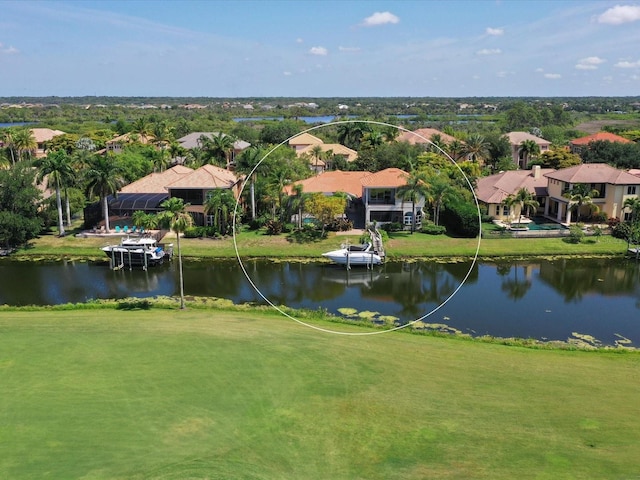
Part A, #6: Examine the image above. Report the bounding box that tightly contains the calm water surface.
[1,258,638,346]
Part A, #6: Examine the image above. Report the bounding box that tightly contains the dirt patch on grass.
[575,119,640,134]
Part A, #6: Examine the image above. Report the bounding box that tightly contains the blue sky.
[1,0,640,97]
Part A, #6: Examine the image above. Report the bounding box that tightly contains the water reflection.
[1,257,639,345]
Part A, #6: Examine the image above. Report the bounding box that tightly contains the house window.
[403,211,422,226]
[624,212,632,222]
[503,205,509,216]
[370,211,394,223]
[369,188,394,205]
[628,186,637,195]
[495,205,500,216]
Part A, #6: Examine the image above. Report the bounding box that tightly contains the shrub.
[326,218,354,232]
[265,219,284,235]
[607,217,621,228]
[612,222,632,240]
[591,211,608,223]
[421,222,446,235]
[440,199,480,238]
[381,222,403,232]
[288,225,325,243]
[565,225,585,244]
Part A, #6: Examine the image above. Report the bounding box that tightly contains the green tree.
[518,139,541,169]
[305,193,347,236]
[159,197,193,309]
[0,128,17,164]
[563,184,600,223]
[463,133,489,165]
[425,174,454,226]
[84,154,125,233]
[505,188,539,227]
[623,197,640,224]
[35,150,75,236]
[396,170,430,233]
[204,189,236,235]
[0,163,43,248]
[12,128,36,162]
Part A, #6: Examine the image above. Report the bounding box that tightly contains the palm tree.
[336,122,370,150]
[235,146,263,221]
[131,117,152,144]
[563,184,599,223]
[396,170,430,234]
[159,197,193,309]
[131,210,158,232]
[505,188,539,227]
[13,128,36,162]
[623,197,640,224]
[290,184,306,229]
[35,150,75,236]
[310,144,325,172]
[446,139,466,162]
[462,133,488,165]
[518,139,541,169]
[204,189,236,235]
[0,128,17,165]
[84,154,124,233]
[425,174,454,226]
[210,133,236,168]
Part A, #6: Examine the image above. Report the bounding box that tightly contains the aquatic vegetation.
[337,307,358,317]
[357,310,379,319]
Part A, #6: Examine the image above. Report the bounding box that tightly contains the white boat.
[322,242,383,267]
[102,236,172,269]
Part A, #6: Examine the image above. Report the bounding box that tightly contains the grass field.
[15,225,630,261]
[2,308,640,479]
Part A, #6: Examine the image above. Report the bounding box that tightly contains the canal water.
[1,257,638,346]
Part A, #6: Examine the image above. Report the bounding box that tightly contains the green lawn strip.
[13,228,630,261]
[1,309,639,479]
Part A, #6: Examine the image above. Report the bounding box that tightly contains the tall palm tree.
[425,174,454,226]
[131,117,152,144]
[235,146,263,221]
[310,144,325,172]
[396,170,430,234]
[35,150,75,236]
[210,133,236,168]
[505,188,539,227]
[204,189,236,235]
[623,197,640,224]
[462,133,488,165]
[84,154,124,233]
[131,210,158,232]
[446,138,465,162]
[336,122,370,150]
[563,184,599,223]
[159,197,193,309]
[518,139,541,169]
[0,128,17,165]
[13,128,37,162]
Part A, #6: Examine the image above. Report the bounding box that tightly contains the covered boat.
[102,236,172,269]
[322,242,383,267]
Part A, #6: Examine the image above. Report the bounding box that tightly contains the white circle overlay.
[233,120,482,335]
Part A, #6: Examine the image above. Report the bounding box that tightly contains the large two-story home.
[286,168,424,229]
[31,128,66,158]
[288,132,357,173]
[544,163,640,223]
[505,132,551,169]
[476,163,640,224]
[176,132,251,168]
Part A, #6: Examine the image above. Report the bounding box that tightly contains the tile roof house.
[105,132,155,154]
[569,132,633,154]
[176,132,251,169]
[286,168,424,229]
[476,166,553,222]
[397,128,458,146]
[107,165,194,218]
[504,132,551,169]
[166,164,242,225]
[30,128,66,157]
[544,163,640,223]
[288,133,357,172]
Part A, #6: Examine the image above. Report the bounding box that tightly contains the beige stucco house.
[505,132,551,169]
[288,133,357,173]
[476,165,553,222]
[544,163,640,223]
[30,128,66,157]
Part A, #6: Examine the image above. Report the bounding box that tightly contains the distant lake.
[1,257,639,346]
[0,122,35,128]
[233,115,418,124]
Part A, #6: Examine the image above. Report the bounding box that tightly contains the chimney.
[532,165,541,179]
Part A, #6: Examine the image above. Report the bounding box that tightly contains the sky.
[1,0,640,98]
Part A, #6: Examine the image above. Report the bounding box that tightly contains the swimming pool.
[527,217,567,231]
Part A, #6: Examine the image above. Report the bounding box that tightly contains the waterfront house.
[30,128,66,158]
[476,165,553,222]
[288,133,357,172]
[544,163,640,223]
[569,132,633,155]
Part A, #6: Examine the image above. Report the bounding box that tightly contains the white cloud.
[309,46,328,56]
[544,73,562,79]
[296,38,303,44]
[476,48,501,55]
[575,56,606,70]
[486,27,504,36]
[535,67,544,72]
[0,42,18,54]
[597,5,640,25]
[338,46,361,52]
[496,71,514,78]
[283,71,292,76]
[361,11,399,27]
[615,59,640,68]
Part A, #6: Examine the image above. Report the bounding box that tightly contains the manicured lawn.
[1,308,640,479]
[14,225,630,261]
